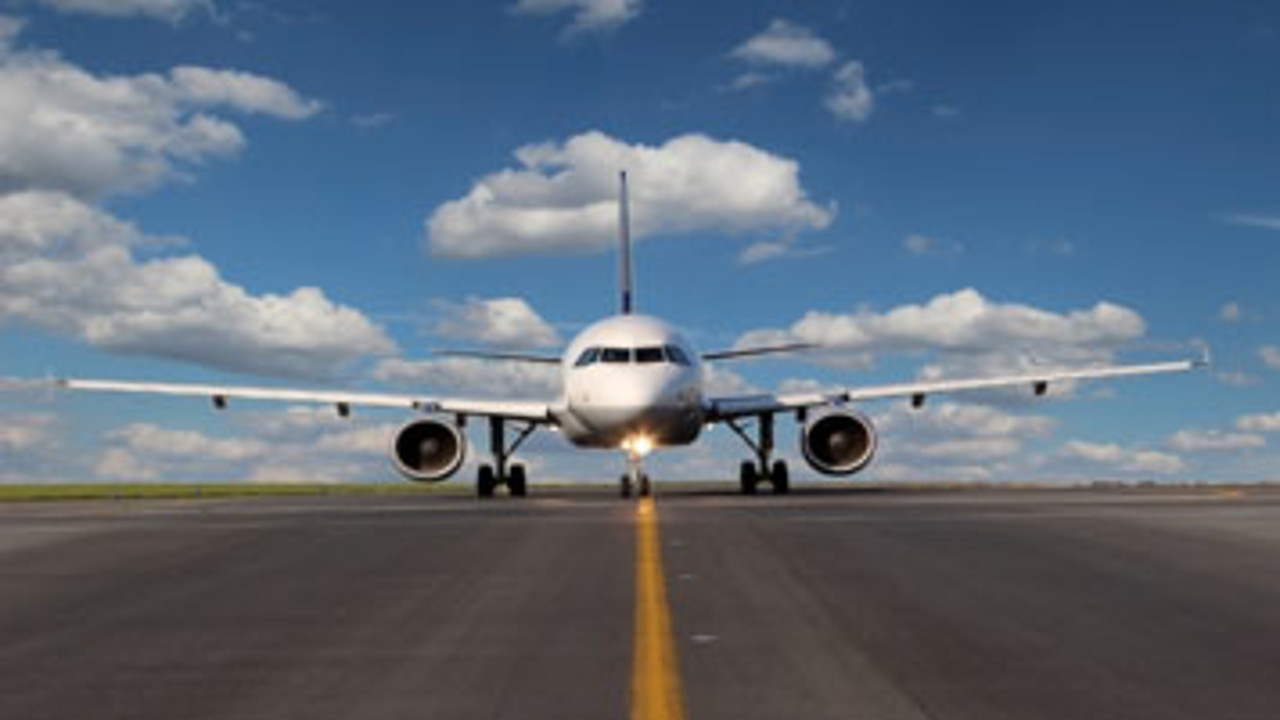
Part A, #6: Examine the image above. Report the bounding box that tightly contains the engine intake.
[801,410,877,476]
[391,418,465,482]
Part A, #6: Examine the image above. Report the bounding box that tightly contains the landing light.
[622,434,654,457]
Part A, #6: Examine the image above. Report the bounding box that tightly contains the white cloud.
[0,21,320,200]
[903,233,962,258]
[1260,345,1280,370]
[737,238,831,265]
[931,104,959,118]
[826,61,874,123]
[0,412,57,451]
[1060,440,1184,475]
[729,19,836,70]
[425,130,833,258]
[869,402,1054,479]
[1223,213,1280,232]
[167,66,322,119]
[93,414,405,483]
[1216,370,1261,388]
[1219,302,1242,323]
[512,0,642,35]
[0,191,396,378]
[34,0,213,22]
[736,288,1146,372]
[373,357,561,399]
[431,297,560,349]
[1168,429,1265,452]
[702,364,758,397]
[1237,412,1280,433]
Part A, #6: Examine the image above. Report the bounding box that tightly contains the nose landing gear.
[619,447,652,498]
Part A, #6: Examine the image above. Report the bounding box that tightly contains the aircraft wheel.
[771,460,790,494]
[620,474,633,498]
[739,461,758,495]
[509,463,528,497]
[639,474,652,497]
[477,464,496,498]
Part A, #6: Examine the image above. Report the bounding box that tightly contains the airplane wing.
[701,343,815,361]
[704,358,1200,421]
[57,378,554,423]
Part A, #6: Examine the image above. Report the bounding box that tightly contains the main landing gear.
[476,416,537,498]
[725,413,790,495]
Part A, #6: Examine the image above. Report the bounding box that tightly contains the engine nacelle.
[801,410,877,476]
[391,418,466,482]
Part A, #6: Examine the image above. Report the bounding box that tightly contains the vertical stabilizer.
[618,171,634,315]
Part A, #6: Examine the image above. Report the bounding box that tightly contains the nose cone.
[574,369,693,441]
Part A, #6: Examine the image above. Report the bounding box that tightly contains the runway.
[2,486,1279,719]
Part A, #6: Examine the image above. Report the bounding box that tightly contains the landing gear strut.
[476,416,537,498]
[726,413,790,495]
[619,449,652,498]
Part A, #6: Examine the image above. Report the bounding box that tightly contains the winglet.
[1195,344,1212,368]
[618,170,634,315]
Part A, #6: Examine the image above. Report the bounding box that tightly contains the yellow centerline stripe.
[631,497,689,720]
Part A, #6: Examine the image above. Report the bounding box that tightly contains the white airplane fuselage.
[554,314,705,450]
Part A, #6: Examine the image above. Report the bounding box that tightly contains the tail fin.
[618,170,634,315]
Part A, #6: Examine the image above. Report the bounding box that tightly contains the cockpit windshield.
[572,344,695,367]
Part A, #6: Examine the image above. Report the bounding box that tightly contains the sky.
[1,0,1279,485]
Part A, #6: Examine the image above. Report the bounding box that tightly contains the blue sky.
[1,0,1279,484]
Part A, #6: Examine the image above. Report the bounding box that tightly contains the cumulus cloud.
[880,402,1054,463]
[431,297,560,349]
[736,288,1146,375]
[729,19,836,69]
[0,191,396,378]
[1237,412,1280,433]
[0,25,383,379]
[826,61,874,123]
[0,412,57,452]
[34,0,213,22]
[425,130,833,258]
[94,414,405,483]
[0,20,320,200]
[1168,429,1265,452]
[512,0,642,35]
[1060,440,1184,475]
[373,357,561,399]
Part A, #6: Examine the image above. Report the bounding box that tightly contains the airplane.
[56,172,1202,498]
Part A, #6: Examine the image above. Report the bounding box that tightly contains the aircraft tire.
[477,464,496,498]
[509,463,528,497]
[620,474,633,498]
[771,460,790,494]
[739,461,758,495]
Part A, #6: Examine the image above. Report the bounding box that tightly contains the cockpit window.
[574,347,600,367]
[600,347,631,363]
[635,346,664,364]
[664,344,691,366]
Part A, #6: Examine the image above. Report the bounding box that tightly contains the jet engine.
[801,410,877,476]
[391,418,466,482]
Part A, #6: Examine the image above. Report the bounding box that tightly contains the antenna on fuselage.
[618,170,634,315]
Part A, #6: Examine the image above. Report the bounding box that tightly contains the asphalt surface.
[2,486,1280,720]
